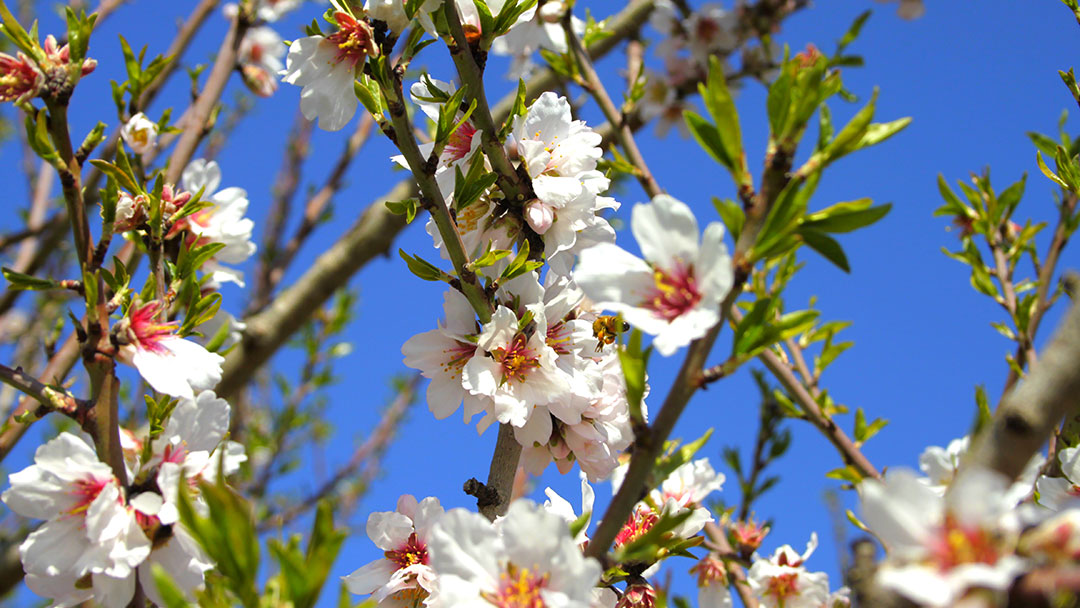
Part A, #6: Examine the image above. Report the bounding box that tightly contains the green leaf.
[618,329,651,424]
[836,10,870,53]
[801,200,891,233]
[2,267,59,290]
[1038,150,1070,190]
[823,88,878,160]
[698,55,748,187]
[712,197,744,242]
[855,117,911,149]
[385,198,419,223]
[399,249,450,282]
[683,110,733,171]
[799,229,850,272]
[500,240,543,281]
[766,70,792,136]
[971,385,993,435]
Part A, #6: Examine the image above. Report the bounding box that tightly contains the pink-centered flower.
[116,300,225,400]
[239,26,286,97]
[747,534,831,608]
[280,12,376,131]
[427,500,601,608]
[575,194,733,356]
[2,433,152,608]
[345,495,444,607]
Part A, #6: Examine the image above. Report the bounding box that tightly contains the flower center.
[615,507,659,548]
[546,321,572,355]
[482,564,548,608]
[128,302,180,354]
[930,517,1000,569]
[327,12,375,67]
[67,477,112,516]
[384,532,429,570]
[494,334,540,384]
[764,571,800,601]
[644,261,702,321]
[445,121,478,162]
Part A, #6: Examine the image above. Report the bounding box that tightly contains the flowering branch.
[441,1,531,206]
[705,522,760,608]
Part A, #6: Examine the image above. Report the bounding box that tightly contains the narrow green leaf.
[799,229,850,272]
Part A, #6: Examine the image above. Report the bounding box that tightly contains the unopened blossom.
[239,26,286,97]
[731,516,770,553]
[345,495,444,606]
[427,500,601,608]
[692,553,733,608]
[2,433,151,608]
[116,300,225,400]
[281,12,377,131]
[747,534,831,608]
[576,194,733,356]
[0,50,43,102]
[40,34,97,75]
[402,288,489,423]
[860,468,1029,607]
[177,159,257,286]
[120,112,159,155]
[616,581,656,608]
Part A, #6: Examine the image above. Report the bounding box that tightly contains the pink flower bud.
[616,582,656,608]
[525,200,555,235]
[0,52,43,103]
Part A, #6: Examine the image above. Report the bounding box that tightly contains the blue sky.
[4,0,1080,605]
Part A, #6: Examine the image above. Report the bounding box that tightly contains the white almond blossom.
[120,112,158,156]
[239,26,286,97]
[281,12,376,131]
[366,0,443,35]
[178,158,257,287]
[692,553,733,608]
[543,473,595,546]
[462,305,572,444]
[611,458,724,551]
[402,288,489,423]
[860,468,1029,607]
[2,433,151,608]
[747,534,831,608]
[427,499,601,608]
[116,300,225,400]
[576,194,733,356]
[345,495,444,606]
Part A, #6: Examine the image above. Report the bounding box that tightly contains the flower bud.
[0,52,43,103]
[616,581,656,608]
[731,517,769,554]
[525,200,555,235]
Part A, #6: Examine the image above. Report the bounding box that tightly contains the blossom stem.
[704,522,760,608]
[562,13,663,199]
[441,1,532,206]
[377,61,493,324]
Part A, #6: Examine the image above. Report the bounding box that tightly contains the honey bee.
[592,315,629,351]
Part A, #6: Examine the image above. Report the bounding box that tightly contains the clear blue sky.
[4,0,1080,605]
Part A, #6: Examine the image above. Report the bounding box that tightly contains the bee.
[592,315,629,352]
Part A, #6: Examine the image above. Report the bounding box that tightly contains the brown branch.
[256,373,419,532]
[164,12,248,185]
[249,112,314,314]
[964,274,1080,482]
[705,522,759,608]
[563,12,662,199]
[250,114,374,314]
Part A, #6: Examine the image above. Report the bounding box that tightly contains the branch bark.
[964,274,1080,481]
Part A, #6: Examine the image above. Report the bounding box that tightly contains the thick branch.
[965,275,1080,481]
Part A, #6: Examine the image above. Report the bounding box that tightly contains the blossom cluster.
[347,459,733,607]
[859,434,1080,606]
[1,392,246,607]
